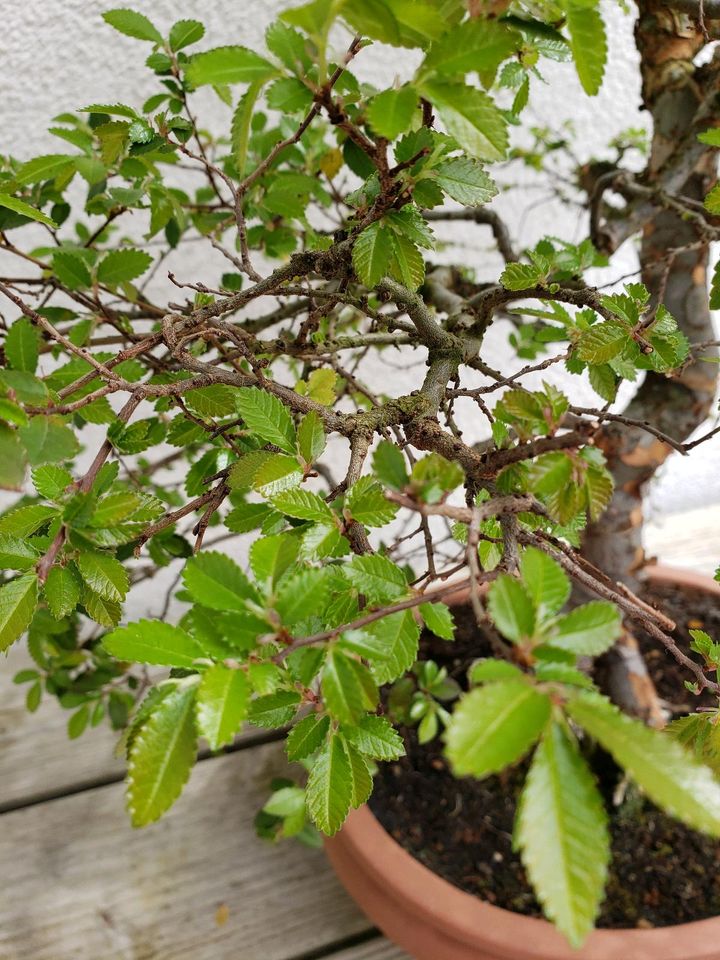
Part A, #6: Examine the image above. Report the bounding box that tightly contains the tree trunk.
[582,0,718,719]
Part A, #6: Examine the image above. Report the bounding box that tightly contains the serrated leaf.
[345,740,373,808]
[367,86,418,140]
[236,387,296,453]
[0,193,57,228]
[487,574,535,643]
[297,410,326,465]
[352,222,392,287]
[31,464,73,500]
[519,547,570,621]
[126,681,198,827]
[0,504,57,537]
[0,536,39,570]
[372,439,409,491]
[273,488,333,522]
[77,551,128,603]
[44,565,81,619]
[196,664,249,750]
[468,658,524,685]
[11,154,75,186]
[248,690,300,728]
[322,647,378,725]
[388,231,424,290]
[342,714,405,760]
[345,476,397,527]
[83,587,121,627]
[182,552,256,612]
[4,317,39,374]
[19,415,79,465]
[275,568,330,627]
[185,45,277,87]
[500,262,544,291]
[0,575,38,652]
[169,18,205,51]
[515,720,608,947]
[568,691,720,836]
[97,248,152,286]
[576,322,627,363]
[433,157,497,206]
[422,18,518,78]
[419,601,455,640]
[102,8,162,43]
[345,554,408,604]
[445,680,550,777]
[564,0,607,96]
[421,80,508,161]
[286,713,331,761]
[342,610,419,685]
[52,251,92,290]
[104,620,206,667]
[549,601,620,655]
[306,732,353,835]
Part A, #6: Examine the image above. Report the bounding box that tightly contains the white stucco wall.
[1,0,718,521]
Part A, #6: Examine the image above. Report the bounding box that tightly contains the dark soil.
[369,582,720,929]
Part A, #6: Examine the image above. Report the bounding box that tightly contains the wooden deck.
[0,505,718,960]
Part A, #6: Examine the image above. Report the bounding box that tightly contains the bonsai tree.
[2,0,720,946]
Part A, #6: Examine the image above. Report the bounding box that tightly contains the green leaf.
[182,551,256,612]
[515,720,609,947]
[567,691,720,836]
[342,714,405,761]
[97,248,152,285]
[12,154,75,186]
[419,601,455,640]
[0,575,38,652]
[0,536,39,570]
[196,664,249,750]
[372,439,409,491]
[248,690,301,728]
[0,193,57,228]
[564,0,607,96]
[286,713,331,761]
[345,554,408,604]
[549,601,621,656]
[468,658,524,685]
[297,410,326,465]
[102,8,163,43]
[83,588,121,627]
[420,80,508,161]
[185,46,277,87]
[433,157,497,206]
[345,739,373,808]
[322,647,378,725]
[126,681,198,827]
[68,704,90,740]
[104,620,206,667]
[306,732,353,835]
[500,262,544,291]
[352,222,392,287]
[77,551,128,603]
[52,251,92,290]
[367,86,418,140]
[272,488,333,522]
[388,231,424,290]
[236,387,296,454]
[231,80,266,174]
[446,680,551,777]
[0,504,57,537]
[19,416,80,465]
[422,19,518,79]
[169,18,205,51]
[345,476,397,527]
[5,318,39,373]
[342,610,419,685]
[31,464,72,500]
[519,547,570,621]
[576,322,627,363]
[487,574,535,643]
[44,565,81,619]
[668,712,720,776]
[275,568,330,627]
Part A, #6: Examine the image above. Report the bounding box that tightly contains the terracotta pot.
[325,565,720,960]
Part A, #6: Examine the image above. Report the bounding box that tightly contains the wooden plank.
[326,938,411,960]
[0,741,369,960]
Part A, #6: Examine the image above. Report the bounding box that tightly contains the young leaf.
[103,620,207,668]
[487,574,536,643]
[567,691,720,836]
[126,681,198,827]
[306,732,353,835]
[575,322,627,364]
[102,8,163,43]
[564,0,607,96]
[388,232,424,290]
[446,680,551,777]
[322,647,378,725]
[77,551,128,603]
[196,664,249,750]
[0,575,38,652]
[515,720,609,948]
[433,157,497,206]
[297,410,326,464]
[366,86,418,140]
[519,547,570,621]
[345,476,397,527]
[372,439,409,491]
[549,601,621,656]
[236,387,296,453]
[286,713,331,761]
[185,46,277,87]
[419,601,455,640]
[44,565,81,619]
[169,18,205,51]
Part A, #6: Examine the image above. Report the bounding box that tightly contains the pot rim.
[326,564,720,960]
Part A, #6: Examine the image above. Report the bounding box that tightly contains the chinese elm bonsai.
[2,0,720,948]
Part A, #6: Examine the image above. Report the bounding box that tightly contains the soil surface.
[369,582,720,929]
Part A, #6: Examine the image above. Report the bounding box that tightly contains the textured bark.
[582,1,719,718]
